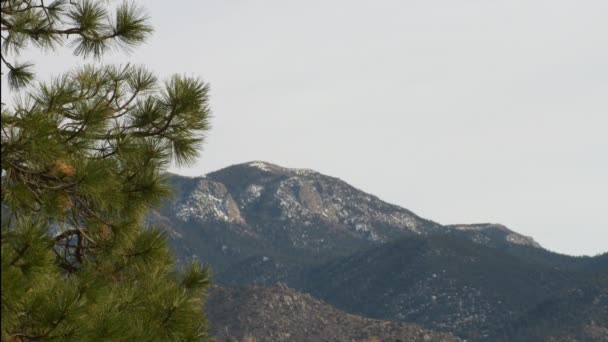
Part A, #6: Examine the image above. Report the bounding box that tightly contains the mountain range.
[149,161,607,341]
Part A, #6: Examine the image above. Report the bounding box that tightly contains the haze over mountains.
[151,161,608,341]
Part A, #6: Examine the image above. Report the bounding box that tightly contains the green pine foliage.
[1,1,214,340]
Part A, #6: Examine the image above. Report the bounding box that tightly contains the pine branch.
[9,242,30,266]
[1,2,213,339]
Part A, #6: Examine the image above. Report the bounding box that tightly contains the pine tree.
[1,1,213,340]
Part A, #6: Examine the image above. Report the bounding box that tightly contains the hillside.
[206,285,461,342]
[303,234,606,340]
[492,273,608,342]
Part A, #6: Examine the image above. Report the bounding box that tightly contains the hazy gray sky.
[7,1,608,256]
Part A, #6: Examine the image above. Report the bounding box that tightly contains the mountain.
[205,285,461,342]
[149,161,607,341]
[155,161,541,284]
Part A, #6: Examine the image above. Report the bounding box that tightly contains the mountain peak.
[165,162,543,251]
[213,160,317,177]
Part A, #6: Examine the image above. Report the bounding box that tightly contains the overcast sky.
[7,1,608,256]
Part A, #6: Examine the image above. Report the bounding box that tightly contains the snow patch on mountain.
[249,161,272,171]
[176,180,245,224]
[241,184,264,206]
[448,224,540,248]
[506,233,539,247]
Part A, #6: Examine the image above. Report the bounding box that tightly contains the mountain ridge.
[151,161,607,341]
[163,161,540,249]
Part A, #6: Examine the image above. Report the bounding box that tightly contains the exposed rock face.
[176,179,245,225]
[206,285,461,342]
